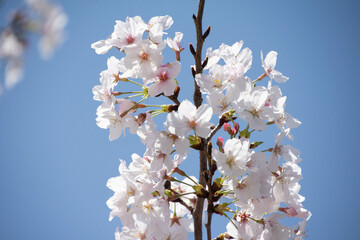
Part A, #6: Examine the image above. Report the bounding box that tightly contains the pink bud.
[217,137,224,146]
[216,137,224,153]
[233,122,239,132]
[223,123,232,135]
[232,129,237,135]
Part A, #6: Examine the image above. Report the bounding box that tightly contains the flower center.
[159,71,168,81]
[140,50,148,61]
[126,35,135,44]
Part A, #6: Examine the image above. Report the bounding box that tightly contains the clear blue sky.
[0,0,359,239]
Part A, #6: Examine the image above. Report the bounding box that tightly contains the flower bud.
[233,122,239,133]
[216,137,224,153]
[223,123,232,135]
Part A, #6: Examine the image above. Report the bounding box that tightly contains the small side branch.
[206,118,225,142]
[177,198,194,215]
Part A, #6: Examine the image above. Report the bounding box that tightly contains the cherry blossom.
[92,13,310,240]
[148,61,181,97]
[261,50,289,83]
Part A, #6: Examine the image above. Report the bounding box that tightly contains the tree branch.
[192,0,206,108]
[191,1,209,239]
[206,119,225,142]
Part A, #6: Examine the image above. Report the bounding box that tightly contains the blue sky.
[0,0,359,239]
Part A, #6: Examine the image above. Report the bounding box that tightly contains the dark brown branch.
[205,204,214,240]
[193,151,207,240]
[167,86,181,106]
[192,0,206,108]
[203,143,214,240]
[191,1,210,240]
[206,119,225,142]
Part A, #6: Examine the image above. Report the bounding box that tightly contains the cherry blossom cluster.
[92,15,310,240]
[0,0,67,93]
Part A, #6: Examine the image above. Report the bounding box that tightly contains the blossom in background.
[0,0,67,94]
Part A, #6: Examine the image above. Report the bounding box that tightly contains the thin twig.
[177,198,194,215]
[206,119,225,142]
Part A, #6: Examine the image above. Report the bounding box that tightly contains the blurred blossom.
[26,0,67,59]
[0,0,67,94]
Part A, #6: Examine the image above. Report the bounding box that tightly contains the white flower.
[148,61,180,97]
[147,15,173,45]
[195,64,229,94]
[226,212,262,240]
[166,100,213,138]
[26,0,67,59]
[219,41,252,74]
[148,15,173,31]
[206,83,240,116]
[213,138,251,177]
[260,213,292,240]
[204,46,220,70]
[272,162,304,205]
[92,56,120,107]
[261,51,289,83]
[268,130,302,172]
[0,30,25,89]
[234,86,273,131]
[166,32,183,52]
[124,40,164,80]
[91,16,146,54]
[96,104,136,141]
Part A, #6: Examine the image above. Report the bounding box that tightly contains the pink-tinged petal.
[286,114,301,128]
[265,51,278,69]
[149,15,173,30]
[249,116,267,131]
[252,88,268,109]
[174,32,183,43]
[178,100,197,119]
[174,138,189,155]
[237,47,253,72]
[148,81,163,97]
[167,61,181,78]
[272,69,289,83]
[195,104,213,122]
[91,40,112,55]
[163,79,177,96]
[268,152,279,172]
[276,96,287,109]
[109,124,122,141]
[195,121,213,138]
[231,40,244,55]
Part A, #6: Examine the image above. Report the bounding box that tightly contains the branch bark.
[191,1,209,240]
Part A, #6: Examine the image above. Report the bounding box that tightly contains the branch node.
[189,43,196,56]
[192,14,197,21]
[202,57,209,69]
[203,25,211,39]
[191,67,196,78]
